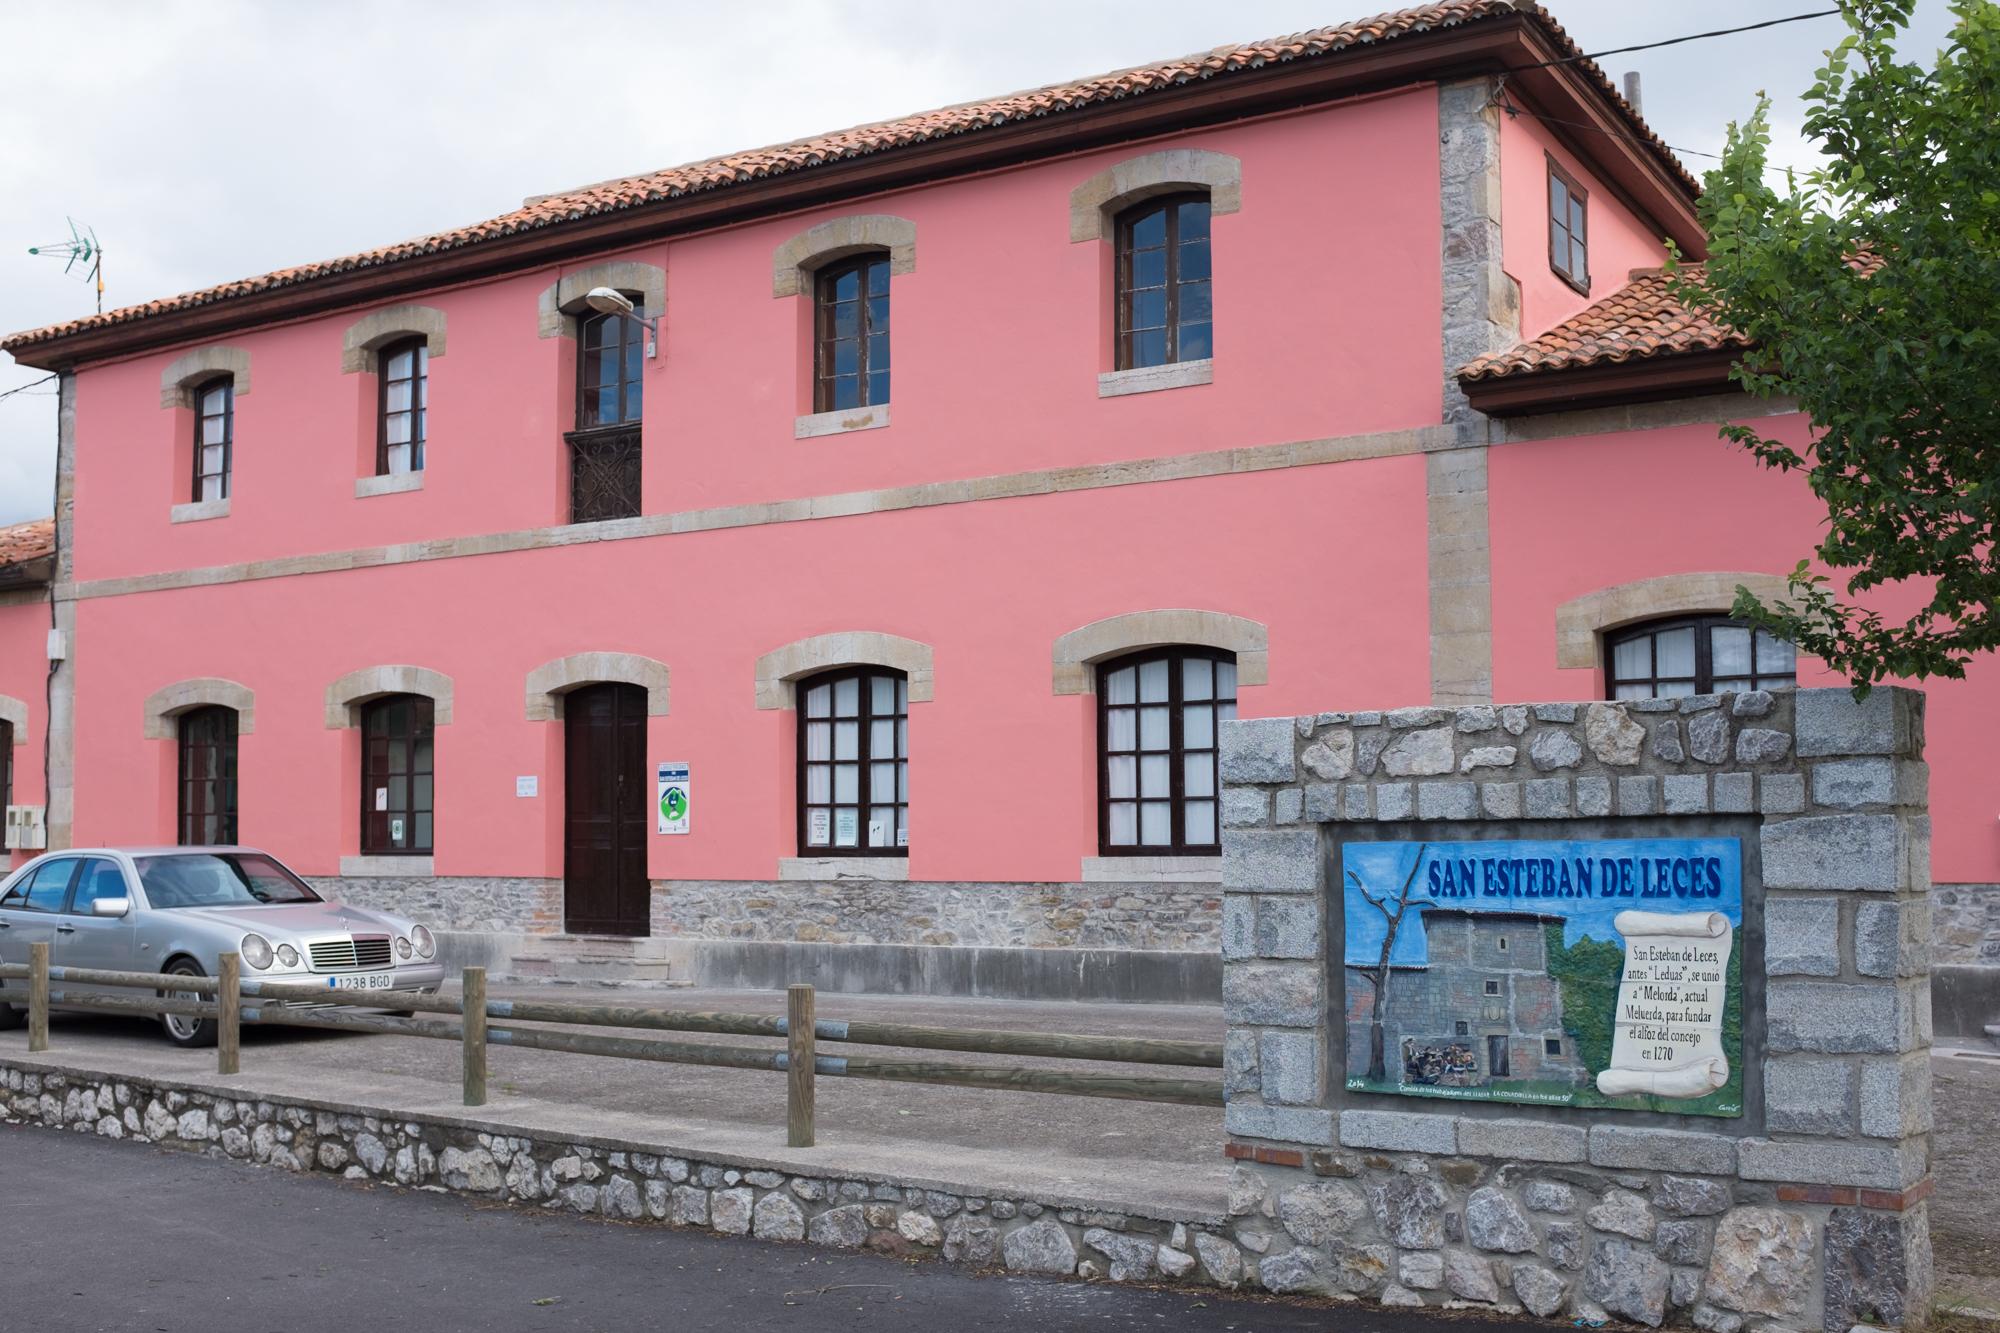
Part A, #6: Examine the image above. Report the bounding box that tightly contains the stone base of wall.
[1933,884,2000,967]
[0,1058,1931,1329]
[309,875,1223,1003]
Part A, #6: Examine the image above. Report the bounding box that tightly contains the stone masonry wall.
[1931,884,2000,966]
[312,875,1221,955]
[1216,688,1934,1332]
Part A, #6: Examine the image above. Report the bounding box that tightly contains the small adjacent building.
[1,1,1995,1005]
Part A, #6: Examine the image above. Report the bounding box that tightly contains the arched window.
[376,336,428,475]
[1097,648,1235,855]
[569,295,646,523]
[797,667,907,857]
[360,695,434,855]
[1605,616,1796,699]
[178,706,238,846]
[814,254,891,412]
[1115,194,1211,370]
[192,376,234,502]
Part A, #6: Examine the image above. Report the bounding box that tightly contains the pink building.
[3,1,1994,1012]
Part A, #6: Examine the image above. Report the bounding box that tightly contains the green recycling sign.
[656,762,690,835]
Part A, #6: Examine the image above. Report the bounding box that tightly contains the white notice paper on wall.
[375,788,388,812]
[656,762,690,835]
[1596,909,1733,1100]
[516,776,538,798]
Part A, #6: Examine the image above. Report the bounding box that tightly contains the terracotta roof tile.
[1456,266,1745,380]
[4,1,1689,355]
[0,518,55,573]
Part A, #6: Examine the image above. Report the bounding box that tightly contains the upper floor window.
[577,300,645,431]
[378,338,428,475]
[1605,616,1796,699]
[193,377,233,502]
[814,255,891,412]
[178,706,239,846]
[1548,158,1589,294]
[568,297,645,524]
[1097,648,1235,855]
[361,695,434,855]
[1116,194,1211,370]
[797,667,907,857]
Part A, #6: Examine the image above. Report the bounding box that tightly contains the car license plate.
[327,973,393,991]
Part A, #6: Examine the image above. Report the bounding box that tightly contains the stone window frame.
[141,678,256,740]
[524,652,671,721]
[772,215,915,440]
[1050,609,1267,697]
[536,261,666,342]
[340,303,448,375]
[323,665,454,729]
[160,347,249,524]
[1070,149,1238,400]
[1555,572,1793,672]
[752,632,933,711]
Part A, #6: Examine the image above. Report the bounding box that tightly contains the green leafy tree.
[1669,1,2000,689]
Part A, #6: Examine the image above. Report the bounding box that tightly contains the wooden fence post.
[462,967,487,1107]
[787,983,814,1148]
[27,941,47,1053]
[217,952,240,1075]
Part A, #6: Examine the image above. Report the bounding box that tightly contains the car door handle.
[54,924,75,934]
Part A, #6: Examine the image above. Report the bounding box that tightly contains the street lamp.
[583,286,660,358]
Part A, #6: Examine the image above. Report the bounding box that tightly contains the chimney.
[1622,71,1644,115]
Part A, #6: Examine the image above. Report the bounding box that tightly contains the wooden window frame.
[359,694,435,856]
[1547,155,1591,296]
[565,297,646,524]
[795,666,908,858]
[375,336,428,476]
[1094,646,1235,857]
[191,376,234,502]
[1114,192,1213,371]
[812,253,891,413]
[1603,615,1799,700]
[177,706,238,847]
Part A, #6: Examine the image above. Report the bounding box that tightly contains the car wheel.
[0,1001,19,1030]
[160,959,218,1049]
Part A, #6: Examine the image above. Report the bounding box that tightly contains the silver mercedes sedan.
[0,846,445,1047]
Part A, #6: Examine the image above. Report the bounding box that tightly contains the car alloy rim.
[165,973,201,1040]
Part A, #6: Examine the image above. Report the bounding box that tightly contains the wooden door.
[564,683,650,936]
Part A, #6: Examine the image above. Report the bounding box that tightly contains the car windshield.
[134,853,322,909]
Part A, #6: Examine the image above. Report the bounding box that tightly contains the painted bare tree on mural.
[1349,842,1430,1085]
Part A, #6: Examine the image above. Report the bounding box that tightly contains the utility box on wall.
[4,804,46,851]
[1216,688,1932,1332]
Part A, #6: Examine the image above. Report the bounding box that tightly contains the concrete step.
[499,936,691,989]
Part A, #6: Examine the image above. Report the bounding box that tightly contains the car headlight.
[412,924,435,959]
[276,943,299,969]
[395,936,412,959]
[240,934,274,971]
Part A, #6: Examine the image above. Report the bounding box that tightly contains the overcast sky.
[0,0,1956,527]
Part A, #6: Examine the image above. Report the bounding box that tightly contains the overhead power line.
[0,375,58,404]
[1514,10,1845,73]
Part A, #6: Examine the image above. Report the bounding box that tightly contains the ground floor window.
[1098,648,1236,855]
[1605,615,1796,698]
[361,695,434,854]
[178,706,238,846]
[797,667,907,856]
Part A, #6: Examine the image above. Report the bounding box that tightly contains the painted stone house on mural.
[1345,906,1589,1091]
[1,0,1995,1017]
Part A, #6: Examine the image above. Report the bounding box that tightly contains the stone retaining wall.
[1932,884,2000,967]
[1216,687,1934,1332]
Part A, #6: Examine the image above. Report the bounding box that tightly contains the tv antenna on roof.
[28,218,104,313]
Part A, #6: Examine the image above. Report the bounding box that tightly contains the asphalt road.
[0,1124,1532,1333]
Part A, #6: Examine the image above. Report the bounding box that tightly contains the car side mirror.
[91,896,130,918]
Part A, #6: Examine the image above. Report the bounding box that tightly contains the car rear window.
[135,854,322,909]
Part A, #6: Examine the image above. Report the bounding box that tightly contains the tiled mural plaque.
[1342,836,1744,1117]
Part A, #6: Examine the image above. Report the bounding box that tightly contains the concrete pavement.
[0,1122,1489,1333]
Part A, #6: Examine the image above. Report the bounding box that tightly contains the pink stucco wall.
[0,599,48,867]
[70,87,1445,588]
[1488,414,2000,885]
[1500,105,1672,340]
[71,459,1432,881]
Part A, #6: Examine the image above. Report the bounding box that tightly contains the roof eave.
[1458,345,1742,417]
[6,11,1701,372]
